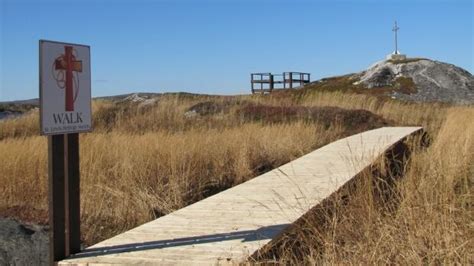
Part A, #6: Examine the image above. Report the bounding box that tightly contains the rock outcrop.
[0,218,48,265]
[354,58,474,103]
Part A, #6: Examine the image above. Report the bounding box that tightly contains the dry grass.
[0,92,472,263]
[253,93,473,264]
[0,95,350,245]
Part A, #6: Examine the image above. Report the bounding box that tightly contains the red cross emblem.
[54,46,82,111]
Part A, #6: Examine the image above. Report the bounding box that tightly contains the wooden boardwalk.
[59,127,422,265]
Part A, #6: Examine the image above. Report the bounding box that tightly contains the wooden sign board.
[39,40,91,135]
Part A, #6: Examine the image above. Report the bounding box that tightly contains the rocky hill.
[309,58,474,104]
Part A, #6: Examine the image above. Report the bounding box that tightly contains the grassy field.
[0,91,472,263]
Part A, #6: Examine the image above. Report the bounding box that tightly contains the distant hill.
[2,57,473,116]
[0,92,204,106]
[307,58,474,104]
[0,92,214,120]
[96,92,216,102]
[0,99,39,120]
[0,98,39,106]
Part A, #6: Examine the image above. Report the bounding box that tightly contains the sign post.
[40,40,91,265]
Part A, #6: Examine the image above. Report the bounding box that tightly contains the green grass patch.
[299,74,418,99]
[393,76,417,94]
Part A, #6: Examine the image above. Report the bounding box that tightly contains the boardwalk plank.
[59,127,422,265]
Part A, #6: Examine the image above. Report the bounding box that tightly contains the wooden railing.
[251,72,310,94]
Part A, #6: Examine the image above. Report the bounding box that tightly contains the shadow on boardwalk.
[70,224,290,259]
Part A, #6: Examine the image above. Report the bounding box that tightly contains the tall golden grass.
[0,95,350,244]
[0,92,472,263]
[254,93,473,264]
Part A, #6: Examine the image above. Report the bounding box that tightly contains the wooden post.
[66,133,81,254]
[49,135,66,265]
[289,72,293,89]
[269,74,274,92]
[48,133,81,265]
[251,74,254,94]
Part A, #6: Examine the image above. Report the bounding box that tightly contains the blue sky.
[1,0,472,101]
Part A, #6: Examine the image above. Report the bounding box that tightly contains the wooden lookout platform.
[251,72,310,94]
[59,127,422,265]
